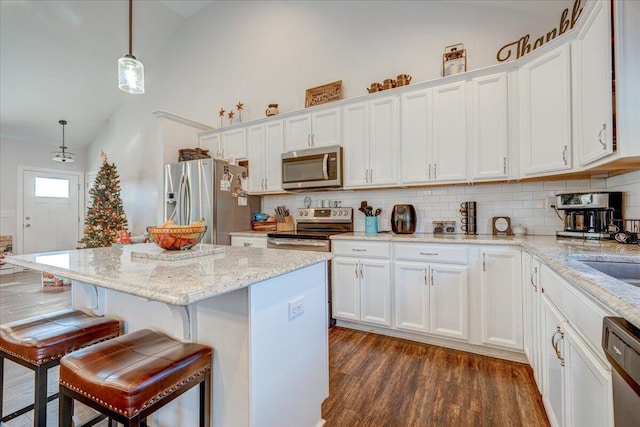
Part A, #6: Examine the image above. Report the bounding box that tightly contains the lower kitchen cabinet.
[541,294,566,427]
[522,252,542,392]
[395,261,468,340]
[332,241,392,326]
[479,247,523,351]
[231,235,267,248]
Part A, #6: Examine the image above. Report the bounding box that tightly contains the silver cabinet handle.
[355,263,359,278]
[419,252,438,256]
[433,163,437,179]
[562,145,568,165]
[311,134,316,146]
[529,267,538,290]
[370,169,373,183]
[352,248,367,252]
[424,269,428,286]
[25,223,31,228]
[503,157,507,175]
[551,326,565,366]
[598,124,606,149]
[482,252,486,272]
[307,134,311,146]
[359,263,363,279]
[267,239,327,247]
[264,178,268,189]
[428,164,432,179]
[430,268,434,286]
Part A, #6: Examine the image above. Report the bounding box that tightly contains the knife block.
[276,216,295,231]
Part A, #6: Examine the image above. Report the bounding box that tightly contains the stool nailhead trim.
[0,334,120,366]
[60,366,211,417]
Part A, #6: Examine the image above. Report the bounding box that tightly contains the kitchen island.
[6,244,332,427]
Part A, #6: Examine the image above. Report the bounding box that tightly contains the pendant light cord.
[128,0,133,56]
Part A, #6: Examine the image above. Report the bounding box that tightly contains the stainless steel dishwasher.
[602,317,640,427]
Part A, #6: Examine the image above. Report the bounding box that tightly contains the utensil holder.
[365,216,378,235]
[276,216,295,231]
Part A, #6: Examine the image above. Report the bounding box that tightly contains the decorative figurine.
[228,110,235,125]
[236,101,244,123]
[218,108,226,127]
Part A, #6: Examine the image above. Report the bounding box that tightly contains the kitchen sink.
[580,260,640,287]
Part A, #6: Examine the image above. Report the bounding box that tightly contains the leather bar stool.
[0,309,122,426]
[59,328,213,427]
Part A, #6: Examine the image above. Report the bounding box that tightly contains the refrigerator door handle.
[184,174,191,223]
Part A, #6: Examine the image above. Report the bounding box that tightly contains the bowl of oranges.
[146,219,206,250]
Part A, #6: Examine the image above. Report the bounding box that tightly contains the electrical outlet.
[288,297,304,320]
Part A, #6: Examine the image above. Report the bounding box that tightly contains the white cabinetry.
[519,45,572,176]
[343,96,398,187]
[332,241,391,326]
[572,0,614,166]
[231,235,267,248]
[479,247,523,351]
[522,252,542,392]
[199,127,247,160]
[539,264,613,427]
[470,73,510,180]
[284,107,341,152]
[400,82,467,184]
[394,243,468,341]
[247,120,283,193]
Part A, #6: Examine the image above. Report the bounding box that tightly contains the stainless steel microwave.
[281,145,342,191]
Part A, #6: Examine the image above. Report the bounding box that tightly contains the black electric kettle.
[391,204,416,234]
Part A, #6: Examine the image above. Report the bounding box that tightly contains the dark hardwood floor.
[1,270,549,427]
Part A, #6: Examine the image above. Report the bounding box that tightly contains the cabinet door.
[247,124,266,193]
[520,45,572,176]
[284,114,312,152]
[342,101,370,187]
[541,295,566,427]
[432,81,468,182]
[369,96,398,186]
[395,261,429,333]
[471,73,509,180]
[480,248,523,350]
[332,257,360,321]
[573,0,614,166]
[400,88,433,184]
[222,127,247,159]
[311,108,341,148]
[429,264,468,340]
[360,259,391,326]
[199,132,221,158]
[523,254,543,392]
[564,326,613,427]
[264,120,284,192]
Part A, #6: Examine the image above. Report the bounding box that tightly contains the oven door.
[267,237,330,252]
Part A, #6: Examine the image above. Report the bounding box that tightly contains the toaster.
[391,204,417,234]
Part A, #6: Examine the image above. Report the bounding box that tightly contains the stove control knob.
[303,211,308,216]
[331,210,336,216]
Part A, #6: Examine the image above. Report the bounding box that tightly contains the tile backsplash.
[261,170,640,235]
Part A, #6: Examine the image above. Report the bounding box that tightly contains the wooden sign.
[496,0,584,62]
[305,80,342,108]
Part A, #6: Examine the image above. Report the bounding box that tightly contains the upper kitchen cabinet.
[519,44,572,177]
[400,81,467,185]
[283,107,341,152]
[343,95,398,188]
[199,127,248,161]
[572,0,614,166]
[247,120,283,194]
[470,73,510,181]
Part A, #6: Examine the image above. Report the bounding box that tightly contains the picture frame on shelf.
[442,43,467,76]
[305,80,342,108]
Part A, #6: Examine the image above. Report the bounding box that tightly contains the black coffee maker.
[391,204,417,234]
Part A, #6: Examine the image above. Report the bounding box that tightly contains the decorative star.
[219,108,226,117]
[228,111,235,119]
[236,102,244,111]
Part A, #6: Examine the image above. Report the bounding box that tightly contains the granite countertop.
[332,232,640,328]
[5,244,332,307]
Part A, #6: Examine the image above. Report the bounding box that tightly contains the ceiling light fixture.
[52,120,75,163]
[118,0,144,94]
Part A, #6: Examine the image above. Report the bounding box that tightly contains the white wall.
[0,138,86,246]
[84,1,572,234]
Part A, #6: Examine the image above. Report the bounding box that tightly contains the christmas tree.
[79,151,128,248]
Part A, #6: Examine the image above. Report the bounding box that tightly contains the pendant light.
[118,0,144,94]
[52,120,75,163]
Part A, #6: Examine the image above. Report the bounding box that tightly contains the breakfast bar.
[6,244,332,427]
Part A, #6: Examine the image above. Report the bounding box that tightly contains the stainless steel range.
[267,207,353,326]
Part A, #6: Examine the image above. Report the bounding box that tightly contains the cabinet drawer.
[394,243,467,264]
[332,241,390,258]
[540,265,611,362]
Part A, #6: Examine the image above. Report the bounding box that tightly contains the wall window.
[35,177,69,198]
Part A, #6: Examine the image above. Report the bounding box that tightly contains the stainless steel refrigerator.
[164,159,259,245]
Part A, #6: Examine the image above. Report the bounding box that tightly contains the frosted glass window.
[35,177,69,198]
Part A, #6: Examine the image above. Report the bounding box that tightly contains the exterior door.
[22,169,81,254]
